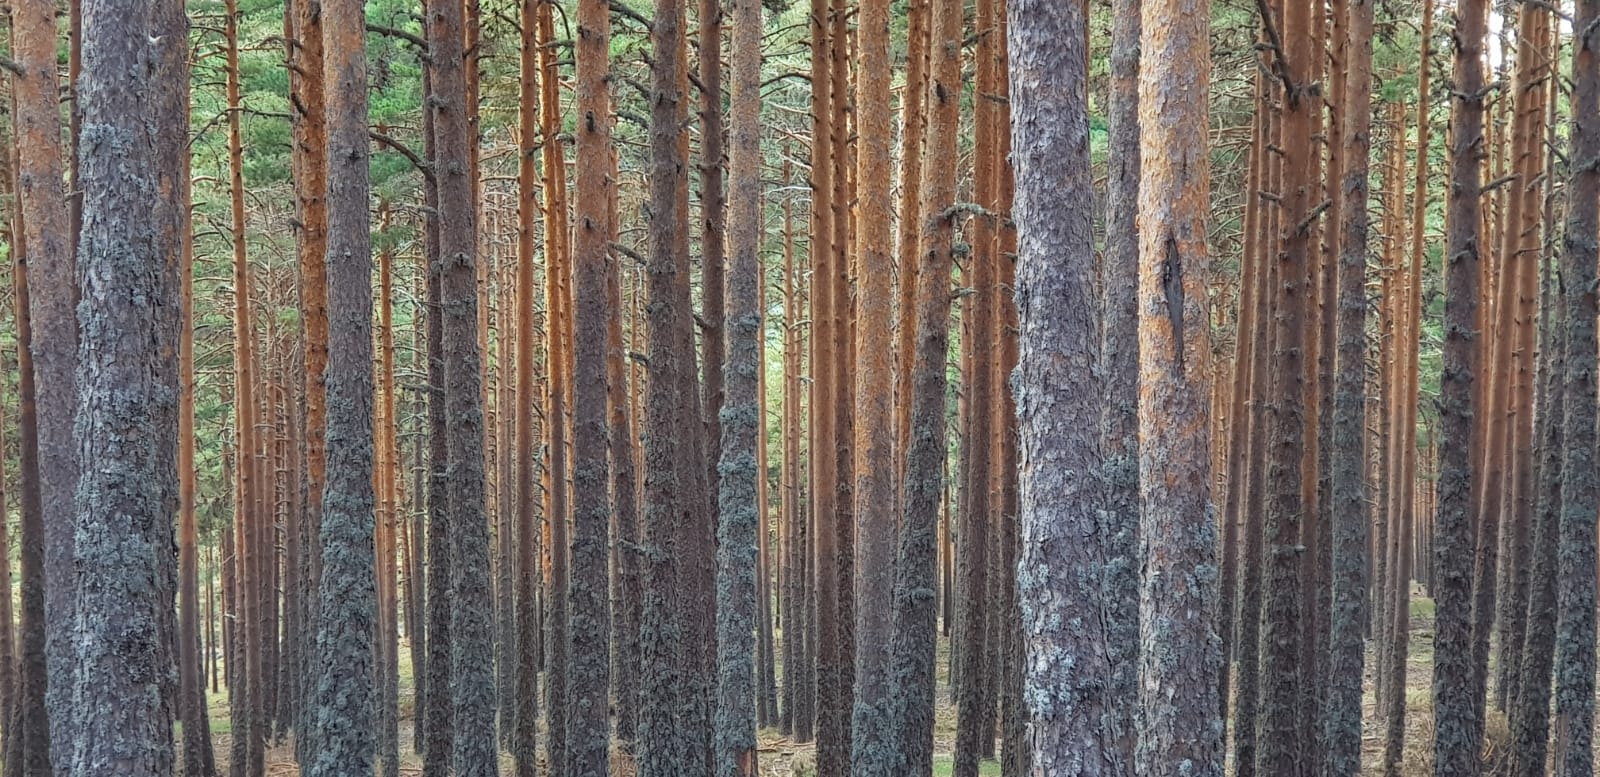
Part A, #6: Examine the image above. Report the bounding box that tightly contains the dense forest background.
[0,0,1596,771]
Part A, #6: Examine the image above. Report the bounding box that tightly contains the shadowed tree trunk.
[1551,0,1599,767]
[637,0,714,772]
[1431,0,1488,768]
[426,0,496,766]
[513,0,542,769]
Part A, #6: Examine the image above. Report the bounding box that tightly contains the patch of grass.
[931,754,1001,777]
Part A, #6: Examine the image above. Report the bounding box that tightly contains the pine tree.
[65,0,186,766]
[304,0,377,767]
[1432,0,1488,768]
[1551,0,1599,767]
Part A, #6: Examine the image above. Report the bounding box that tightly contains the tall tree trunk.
[713,0,763,771]
[1133,0,1222,769]
[68,0,183,767]
[638,0,713,771]
[512,0,542,769]
[10,228,49,777]
[1432,0,1488,767]
[421,54,455,777]
[1258,0,1319,767]
[376,206,401,777]
[177,79,217,777]
[1325,0,1373,766]
[848,0,897,764]
[1009,0,1129,770]
[426,0,496,765]
[1510,247,1564,777]
[1099,0,1141,757]
[1551,0,1599,767]
[567,0,614,770]
[225,0,266,766]
[291,0,330,752]
[305,0,376,767]
[808,0,844,767]
[700,0,726,529]
[14,0,76,756]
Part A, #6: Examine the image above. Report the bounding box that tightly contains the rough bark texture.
[1009,0,1126,771]
[1258,0,1318,769]
[568,0,614,771]
[638,0,713,772]
[304,0,376,769]
[1325,0,1373,769]
[1432,0,1487,769]
[291,0,329,754]
[1552,0,1599,769]
[421,57,454,777]
[427,0,497,766]
[1132,0,1222,769]
[713,1,763,772]
[1511,256,1563,777]
[846,0,896,769]
[14,0,77,757]
[66,0,185,767]
[1100,0,1141,762]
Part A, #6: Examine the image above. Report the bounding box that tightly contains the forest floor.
[205,592,1456,777]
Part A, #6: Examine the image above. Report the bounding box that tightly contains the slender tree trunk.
[1432,0,1488,767]
[1325,0,1373,766]
[1258,0,1320,767]
[13,0,75,756]
[1099,0,1141,758]
[376,206,401,777]
[713,1,763,772]
[1551,0,1600,768]
[1510,246,1564,777]
[512,0,543,766]
[421,54,455,777]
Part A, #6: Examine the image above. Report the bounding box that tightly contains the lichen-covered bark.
[1552,0,1599,769]
[713,3,763,773]
[426,0,497,766]
[882,0,958,767]
[14,0,77,757]
[1133,0,1223,770]
[304,0,376,770]
[637,0,713,773]
[1431,0,1487,768]
[67,0,185,767]
[567,0,613,772]
[1326,0,1373,769]
[1099,0,1141,762]
[1008,0,1127,771]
